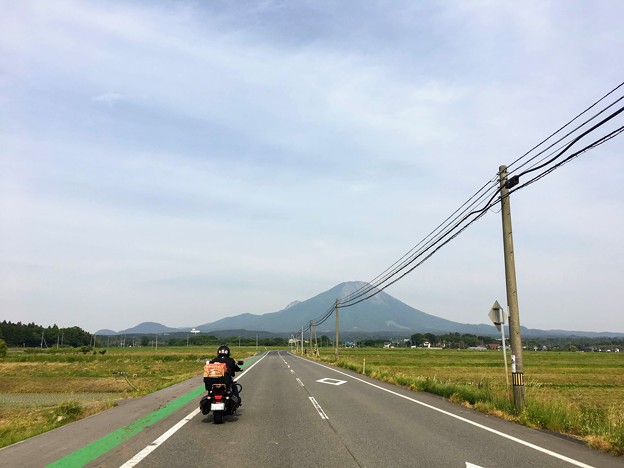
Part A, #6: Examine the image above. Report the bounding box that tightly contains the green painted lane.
[46,353,263,468]
[47,385,205,468]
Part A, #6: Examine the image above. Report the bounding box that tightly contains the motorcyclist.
[209,345,242,404]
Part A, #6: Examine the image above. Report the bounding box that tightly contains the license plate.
[211,402,225,411]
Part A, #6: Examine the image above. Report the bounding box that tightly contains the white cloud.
[1,0,623,333]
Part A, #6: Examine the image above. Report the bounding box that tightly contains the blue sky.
[2,0,623,333]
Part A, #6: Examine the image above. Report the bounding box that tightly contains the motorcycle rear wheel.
[213,410,224,424]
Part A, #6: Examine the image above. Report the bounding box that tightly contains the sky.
[1,0,623,334]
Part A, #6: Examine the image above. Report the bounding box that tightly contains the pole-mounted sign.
[488,300,505,330]
[488,300,510,391]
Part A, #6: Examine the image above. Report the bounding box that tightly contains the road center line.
[291,353,594,468]
[309,397,329,419]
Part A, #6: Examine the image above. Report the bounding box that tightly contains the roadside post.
[498,165,526,408]
[335,299,339,359]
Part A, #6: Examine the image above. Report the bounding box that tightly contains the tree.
[410,333,424,346]
[62,327,92,347]
[0,338,7,358]
[140,336,150,347]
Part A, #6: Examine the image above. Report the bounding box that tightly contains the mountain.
[100,321,187,335]
[196,281,498,335]
[96,282,624,337]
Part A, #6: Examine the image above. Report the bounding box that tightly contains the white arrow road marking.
[309,397,328,419]
[466,463,484,467]
[316,378,347,386]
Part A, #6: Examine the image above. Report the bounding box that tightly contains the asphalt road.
[2,350,622,467]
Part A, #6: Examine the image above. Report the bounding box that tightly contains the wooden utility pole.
[335,299,339,358]
[499,165,525,408]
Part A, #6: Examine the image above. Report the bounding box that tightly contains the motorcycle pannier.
[199,394,211,414]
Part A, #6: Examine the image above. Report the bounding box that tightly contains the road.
[2,350,621,467]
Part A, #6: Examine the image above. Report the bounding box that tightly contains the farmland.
[0,346,259,448]
[1,345,623,455]
[314,347,624,455]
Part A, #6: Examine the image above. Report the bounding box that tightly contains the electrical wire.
[341,122,624,308]
[507,80,624,173]
[298,82,624,329]
[338,179,501,306]
[513,104,624,179]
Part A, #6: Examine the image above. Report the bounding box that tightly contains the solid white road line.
[292,353,595,468]
[120,409,199,468]
[119,351,270,468]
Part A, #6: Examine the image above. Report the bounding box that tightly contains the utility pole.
[309,321,313,354]
[499,165,525,408]
[335,299,339,359]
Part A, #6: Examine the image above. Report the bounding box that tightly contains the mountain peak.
[283,300,301,310]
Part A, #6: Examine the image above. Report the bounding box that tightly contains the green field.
[0,346,259,448]
[1,346,623,455]
[313,347,624,455]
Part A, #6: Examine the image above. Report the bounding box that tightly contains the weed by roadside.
[314,350,624,456]
[0,400,116,448]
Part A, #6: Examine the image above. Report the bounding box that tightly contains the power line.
[338,179,500,306]
[507,80,624,173]
[300,82,624,328]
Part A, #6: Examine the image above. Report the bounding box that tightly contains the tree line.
[356,332,623,350]
[0,321,93,348]
[2,320,621,351]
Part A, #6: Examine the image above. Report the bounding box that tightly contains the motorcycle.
[199,360,244,424]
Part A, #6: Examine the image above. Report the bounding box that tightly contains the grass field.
[1,346,622,455]
[0,346,259,448]
[313,347,624,455]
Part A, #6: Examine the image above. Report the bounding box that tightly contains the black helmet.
[217,345,230,356]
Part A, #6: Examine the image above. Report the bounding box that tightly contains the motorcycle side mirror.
[237,360,244,366]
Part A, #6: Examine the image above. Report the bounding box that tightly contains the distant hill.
[97,321,188,336]
[96,282,624,338]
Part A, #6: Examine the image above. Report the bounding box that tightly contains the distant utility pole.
[499,165,525,408]
[335,299,339,359]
